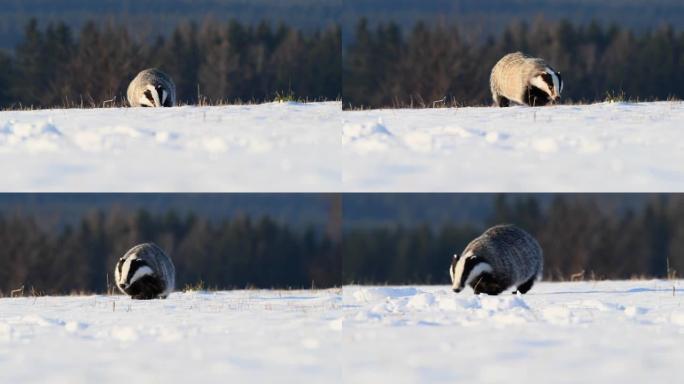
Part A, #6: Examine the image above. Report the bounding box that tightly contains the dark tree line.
[0,0,338,49]
[3,196,682,293]
[341,0,684,43]
[0,18,341,108]
[343,195,684,284]
[0,209,341,296]
[343,18,684,108]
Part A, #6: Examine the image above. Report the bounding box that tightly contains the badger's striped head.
[139,83,170,107]
[450,251,493,293]
[530,67,563,103]
[115,255,154,292]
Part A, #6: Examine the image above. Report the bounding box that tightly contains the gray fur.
[115,243,175,299]
[450,225,543,295]
[490,52,562,107]
[127,68,176,107]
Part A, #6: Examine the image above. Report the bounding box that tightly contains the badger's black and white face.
[115,255,164,299]
[530,67,563,103]
[115,255,154,292]
[450,251,493,293]
[139,83,171,107]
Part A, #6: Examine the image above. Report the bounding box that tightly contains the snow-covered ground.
[343,102,684,191]
[343,281,684,383]
[0,102,341,191]
[5,101,682,192]
[0,289,342,383]
[3,282,683,383]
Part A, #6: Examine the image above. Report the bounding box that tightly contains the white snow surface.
[343,102,684,191]
[3,282,684,383]
[343,281,684,384]
[0,102,341,191]
[0,289,342,383]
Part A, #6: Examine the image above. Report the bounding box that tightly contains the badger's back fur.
[127,68,176,107]
[490,52,562,107]
[115,243,175,299]
[450,225,543,295]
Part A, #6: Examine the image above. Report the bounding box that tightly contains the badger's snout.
[453,287,462,293]
[119,283,127,289]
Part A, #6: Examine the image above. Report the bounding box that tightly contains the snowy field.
[343,281,684,383]
[3,282,683,383]
[0,289,342,383]
[0,102,341,191]
[343,102,684,191]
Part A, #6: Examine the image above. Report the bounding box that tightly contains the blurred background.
[3,193,681,293]
[0,194,341,295]
[343,194,684,284]
[0,0,341,108]
[342,0,684,108]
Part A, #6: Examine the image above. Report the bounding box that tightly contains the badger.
[127,68,176,107]
[490,52,563,107]
[114,243,176,299]
[450,224,543,295]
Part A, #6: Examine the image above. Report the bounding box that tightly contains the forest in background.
[343,18,684,108]
[0,194,337,231]
[342,0,684,43]
[0,209,341,296]
[0,19,341,108]
[1,194,682,293]
[343,195,684,284]
[0,0,340,48]
[341,194,647,229]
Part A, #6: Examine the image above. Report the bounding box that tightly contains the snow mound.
[406,292,436,310]
[0,102,341,191]
[343,102,684,191]
[0,289,342,383]
[343,280,684,383]
[342,119,395,153]
[479,294,530,311]
[350,286,419,303]
[0,121,63,152]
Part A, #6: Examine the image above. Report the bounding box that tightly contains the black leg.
[472,273,507,295]
[523,86,551,107]
[495,96,510,107]
[126,275,164,300]
[515,277,536,294]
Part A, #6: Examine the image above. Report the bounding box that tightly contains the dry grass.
[667,257,677,280]
[0,93,338,112]
[344,93,683,110]
[182,280,207,292]
[604,90,627,103]
[10,285,25,297]
[0,285,342,299]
